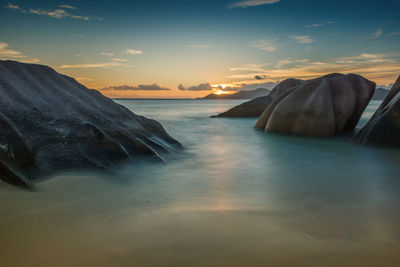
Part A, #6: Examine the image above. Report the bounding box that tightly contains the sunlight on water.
[1,99,400,266]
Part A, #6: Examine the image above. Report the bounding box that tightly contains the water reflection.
[0,99,399,266]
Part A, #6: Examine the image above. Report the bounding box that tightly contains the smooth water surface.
[1,99,399,266]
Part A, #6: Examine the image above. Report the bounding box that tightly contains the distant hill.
[200,88,270,100]
[371,87,389,100]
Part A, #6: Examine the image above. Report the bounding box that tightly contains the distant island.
[198,88,270,100]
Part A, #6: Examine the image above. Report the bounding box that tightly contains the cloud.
[224,52,400,87]
[29,8,91,20]
[112,58,128,62]
[334,53,397,64]
[275,59,293,68]
[306,23,324,28]
[0,42,41,63]
[5,3,20,9]
[254,75,268,80]
[5,3,103,21]
[227,73,269,80]
[20,58,41,63]
[230,53,400,85]
[178,83,213,91]
[230,0,281,8]
[228,63,272,81]
[186,44,212,49]
[70,34,86,38]
[57,62,124,69]
[212,82,278,91]
[59,5,76,10]
[125,49,143,55]
[306,21,338,28]
[290,35,314,44]
[101,52,114,57]
[0,42,23,58]
[388,31,400,37]
[273,58,310,68]
[294,59,310,63]
[230,63,269,72]
[370,29,383,39]
[102,84,171,91]
[252,39,277,52]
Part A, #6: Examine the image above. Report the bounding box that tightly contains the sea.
[0,99,399,266]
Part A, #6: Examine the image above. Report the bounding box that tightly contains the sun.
[213,89,231,95]
[211,84,236,95]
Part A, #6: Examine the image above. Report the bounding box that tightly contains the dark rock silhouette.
[254,73,375,136]
[0,60,181,188]
[211,95,272,117]
[355,75,400,147]
[212,78,303,118]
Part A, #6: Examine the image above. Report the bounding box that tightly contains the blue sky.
[1,0,399,98]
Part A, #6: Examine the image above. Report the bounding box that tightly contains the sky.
[1,0,400,98]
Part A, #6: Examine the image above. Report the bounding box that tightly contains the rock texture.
[212,78,303,118]
[355,75,400,147]
[254,73,375,136]
[268,78,304,98]
[0,60,181,188]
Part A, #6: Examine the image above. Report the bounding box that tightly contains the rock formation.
[212,78,303,118]
[211,95,272,117]
[354,75,400,147]
[0,60,181,188]
[268,78,304,98]
[254,73,375,136]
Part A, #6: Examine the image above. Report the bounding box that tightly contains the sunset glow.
[213,89,231,95]
[1,1,399,98]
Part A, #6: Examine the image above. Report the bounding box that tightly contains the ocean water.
[1,99,400,266]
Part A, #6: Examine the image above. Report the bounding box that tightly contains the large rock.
[269,78,304,98]
[254,73,375,136]
[212,78,303,118]
[211,95,272,117]
[354,75,400,147]
[0,60,181,188]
